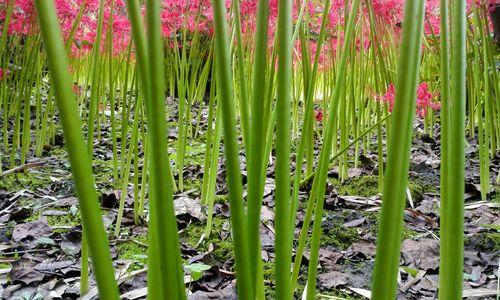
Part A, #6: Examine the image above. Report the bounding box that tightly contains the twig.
[0,161,46,177]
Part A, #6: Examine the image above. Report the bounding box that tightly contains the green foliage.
[337,175,436,202]
[465,231,500,252]
[183,217,233,262]
[321,225,359,250]
[0,172,52,191]
[116,240,148,270]
[185,263,211,281]
[0,263,10,269]
[338,176,378,197]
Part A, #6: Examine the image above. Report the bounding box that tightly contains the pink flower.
[379,82,440,117]
[0,67,10,80]
[416,82,440,117]
[381,83,396,112]
[315,109,324,122]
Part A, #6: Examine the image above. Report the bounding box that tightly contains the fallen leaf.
[174,196,206,221]
[401,239,439,271]
[348,240,376,258]
[343,217,366,228]
[10,258,45,285]
[12,219,52,242]
[188,284,237,300]
[318,271,348,289]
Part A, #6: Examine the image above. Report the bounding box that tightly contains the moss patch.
[25,209,81,233]
[321,212,360,250]
[321,226,359,250]
[337,175,437,202]
[362,211,419,239]
[338,176,379,197]
[0,171,52,192]
[169,140,206,167]
[46,213,80,231]
[262,262,275,298]
[183,179,203,192]
[318,290,364,299]
[182,217,233,263]
[492,187,499,204]
[116,240,148,270]
[408,178,438,202]
[93,158,120,189]
[465,231,500,252]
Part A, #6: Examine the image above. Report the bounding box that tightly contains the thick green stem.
[34,0,119,298]
[371,1,426,298]
[439,0,466,298]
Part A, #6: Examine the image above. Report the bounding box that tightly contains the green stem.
[34,0,119,298]
[439,0,466,298]
[371,1,426,298]
[212,0,253,298]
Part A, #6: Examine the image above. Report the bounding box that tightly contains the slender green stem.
[144,0,186,298]
[371,1,426,298]
[305,1,360,298]
[211,0,253,298]
[33,0,119,298]
[274,0,293,298]
[246,0,269,295]
[439,0,466,298]
[438,0,451,296]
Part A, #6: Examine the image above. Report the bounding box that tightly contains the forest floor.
[0,102,499,299]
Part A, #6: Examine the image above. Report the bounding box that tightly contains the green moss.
[183,179,203,192]
[93,158,120,188]
[321,226,359,250]
[327,177,341,187]
[336,175,437,202]
[401,226,419,239]
[26,210,80,233]
[182,217,233,262]
[338,176,378,197]
[492,187,499,204]
[168,140,206,166]
[0,263,10,269]
[466,231,500,252]
[318,290,364,299]
[214,195,228,204]
[1,221,15,240]
[184,141,206,166]
[26,211,42,222]
[116,240,148,270]
[262,262,274,281]
[408,178,438,202]
[261,262,275,298]
[0,172,52,192]
[321,212,359,250]
[362,211,418,239]
[46,213,80,229]
[211,240,233,262]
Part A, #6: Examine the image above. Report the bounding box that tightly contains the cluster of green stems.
[20,0,486,299]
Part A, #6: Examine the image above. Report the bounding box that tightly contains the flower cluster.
[0,0,498,57]
[380,82,440,117]
[0,67,9,80]
[416,82,440,117]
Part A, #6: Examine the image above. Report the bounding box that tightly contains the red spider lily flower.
[72,83,82,95]
[315,109,324,122]
[379,82,440,117]
[381,83,396,112]
[416,82,440,117]
[0,67,10,80]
